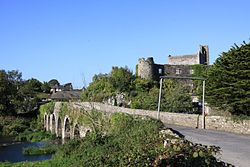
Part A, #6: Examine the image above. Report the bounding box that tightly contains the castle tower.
[137,57,155,80]
[198,45,209,65]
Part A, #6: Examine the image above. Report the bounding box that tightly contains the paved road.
[165,124,250,167]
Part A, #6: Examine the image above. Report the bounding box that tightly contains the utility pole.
[157,78,163,120]
[202,80,206,129]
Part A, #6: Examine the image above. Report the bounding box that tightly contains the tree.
[25,78,42,93]
[13,79,43,115]
[131,86,159,110]
[0,70,23,115]
[110,66,133,92]
[0,69,46,116]
[207,41,250,115]
[0,70,11,115]
[82,67,134,102]
[48,79,60,87]
[41,81,51,93]
[161,79,192,113]
[81,74,114,102]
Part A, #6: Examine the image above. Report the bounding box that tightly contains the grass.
[1,112,226,167]
[15,130,56,142]
[23,144,58,155]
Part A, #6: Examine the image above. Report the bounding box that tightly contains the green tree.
[0,70,11,115]
[0,70,24,115]
[161,79,192,113]
[207,41,250,115]
[48,79,60,87]
[131,86,159,110]
[41,81,51,93]
[13,79,43,115]
[130,78,158,109]
[82,74,114,102]
[110,66,133,92]
[82,67,133,102]
[0,69,45,116]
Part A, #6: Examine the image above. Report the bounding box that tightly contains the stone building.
[50,83,82,101]
[137,45,209,80]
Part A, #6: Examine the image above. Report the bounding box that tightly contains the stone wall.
[137,46,209,81]
[137,57,155,80]
[168,54,198,65]
[168,45,209,65]
[164,64,192,77]
[78,102,250,135]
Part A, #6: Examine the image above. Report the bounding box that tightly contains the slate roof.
[51,83,73,91]
[50,90,82,101]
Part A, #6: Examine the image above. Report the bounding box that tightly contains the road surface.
[165,124,250,167]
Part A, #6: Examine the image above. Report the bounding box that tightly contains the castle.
[137,45,209,80]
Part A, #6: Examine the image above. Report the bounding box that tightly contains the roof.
[51,83,73,91]
[51,85,64,89]
[50,90,82,100]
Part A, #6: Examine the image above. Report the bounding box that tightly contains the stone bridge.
[43,102,250,143]
[43,102,93,143]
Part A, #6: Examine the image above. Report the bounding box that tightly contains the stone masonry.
[78,102,250,135]
[137,45,209,80]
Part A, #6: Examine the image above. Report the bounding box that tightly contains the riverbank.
[0,116,35,137]
[0,116,56,164]
[1,112,227,167]
[0,137,53,163]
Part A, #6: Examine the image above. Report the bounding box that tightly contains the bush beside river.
[1,113,226,167]
[0,116,34,137]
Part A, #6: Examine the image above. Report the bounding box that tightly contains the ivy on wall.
[38,102,55,122]
[191,64,209,98]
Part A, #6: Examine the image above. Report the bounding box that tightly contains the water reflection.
[0,137,52,163]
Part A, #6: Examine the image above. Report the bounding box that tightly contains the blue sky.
[0,0,249,88]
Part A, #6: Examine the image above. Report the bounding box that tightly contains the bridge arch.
[45,113,49,131]
[56,116,62,137]
[62,115,71,142]
[44,113,48,130]
[50,114,56,134]
[73,123,80,139]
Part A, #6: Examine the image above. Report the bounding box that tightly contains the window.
[176,68,182,74]
[158,68,162,74]
[190,69,194,74]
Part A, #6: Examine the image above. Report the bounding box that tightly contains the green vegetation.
[0,69,53,116]
[230,114,250,123]
[2,112,223,167]
[0,116,34,136]
[82,66,193,113]
[38,101,55,122]
[0,116,54,141]
[58,102,110,134]
[15,130,55,142]
[82,40,250,117]
[161,79,192,113]
[23,144,58,155]
[130,78,159,110]
[154,141,221,166]
[207,41,250,116]
[82,66,133,102]
[1,40,249,166]
[191,64,209,97]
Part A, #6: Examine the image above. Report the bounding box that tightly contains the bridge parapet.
[43,101,250,142]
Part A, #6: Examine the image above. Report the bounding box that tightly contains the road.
[165,124,250,167]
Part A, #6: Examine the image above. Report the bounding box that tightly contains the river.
[0,137,52,163]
